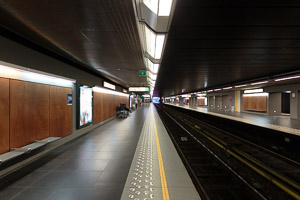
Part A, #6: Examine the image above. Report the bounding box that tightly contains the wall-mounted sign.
[67,94,72,105]
[129,87,150,92]
[244,88,263,94]
[103,81,116,90]
[123,89,128,93]
[138,70,146,76]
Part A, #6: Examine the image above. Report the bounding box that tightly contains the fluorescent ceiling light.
[158,0,173,16]
[153,64,159,73]
[214,88,222,91]
[155,34,165,59]
[181,94,188,98]
[223,87,232,90]
[0,64,75,87]
[274,75,300,82]
[235,84,247,88]
[143,0,173,16]
[93,87,129,97]
[144,25,165,59]
[250,81,269,85]
[244,88,263,94]
[145,26,156,58]
[146,59,159,73]
[207,90,213,92]
[148,72,157,80]
[143,0,158,15]
[243,93,268,97]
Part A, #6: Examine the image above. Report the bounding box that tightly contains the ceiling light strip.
[93,86,129,97]
[243,93,268,97]
[235,84,247,88]
[275,75,300,82]
[250,81,269,85]
[0,63,75,87]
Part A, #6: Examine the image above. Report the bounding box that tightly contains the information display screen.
[152,97,160,103]
[79,86,93,126]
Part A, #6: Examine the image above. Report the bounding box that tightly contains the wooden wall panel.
[93,92,101,124]
[0,78,9,154]
[100,93,105,122]
[10,80,50,149]
[93,92,129,124]
[103,94,109,120]
[50,86,72,137]
[197,98,205,106]
[243,96,267,112]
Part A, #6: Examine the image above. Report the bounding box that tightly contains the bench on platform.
[0,137,61,166]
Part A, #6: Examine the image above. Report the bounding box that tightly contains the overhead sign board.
[103,81,116,90]
[129,87,150,92]
[138,70,146,76]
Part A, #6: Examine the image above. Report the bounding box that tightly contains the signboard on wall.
[129,87,150,92]
[103,81,116,90]
[79,86,93,127]
[67,94,72,105]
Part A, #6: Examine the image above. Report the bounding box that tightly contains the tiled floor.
[0,104,149,200]
[166,103,300,135]
[121,104,200,200]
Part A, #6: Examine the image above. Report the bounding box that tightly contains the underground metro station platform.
[0,0,300,200]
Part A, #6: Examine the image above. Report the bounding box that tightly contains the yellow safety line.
[235,91,238,112]
[153,112,170,200]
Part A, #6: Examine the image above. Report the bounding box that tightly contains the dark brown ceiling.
[0,0,146,87]
[155,0,300,97]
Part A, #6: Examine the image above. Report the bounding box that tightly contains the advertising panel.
[79,86,93,127]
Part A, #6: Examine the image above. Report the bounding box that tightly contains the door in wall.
[281,92,290,115]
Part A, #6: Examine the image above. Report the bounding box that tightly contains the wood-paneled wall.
[0,78,9,154]
[0,79,73,153]
[243,96,267,112]
[94,92,129,124]
[10,80,50,149]
[50,86,72,137]
[197,98,205,106]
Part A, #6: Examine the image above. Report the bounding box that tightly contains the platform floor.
[0,103,200,200]
[166,103,300,136]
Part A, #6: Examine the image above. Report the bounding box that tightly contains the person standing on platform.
[135,98,138,109]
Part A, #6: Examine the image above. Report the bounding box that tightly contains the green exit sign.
[139,71,146,76]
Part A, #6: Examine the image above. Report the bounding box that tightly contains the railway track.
[155,104,300,200]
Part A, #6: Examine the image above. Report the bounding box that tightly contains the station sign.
[103,81,116,90]
[129,87,150,92]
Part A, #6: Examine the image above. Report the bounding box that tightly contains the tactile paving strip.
[121,109,162,200]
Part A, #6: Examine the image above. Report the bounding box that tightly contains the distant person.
[135,98,138,109]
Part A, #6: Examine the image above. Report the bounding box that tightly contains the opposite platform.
[165,103,300,136]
